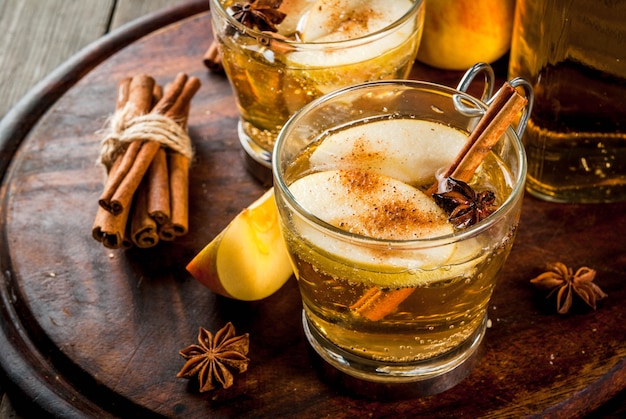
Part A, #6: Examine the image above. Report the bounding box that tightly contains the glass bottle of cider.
[508,0,626,203]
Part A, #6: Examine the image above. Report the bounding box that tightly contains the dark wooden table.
[1,2,625,417]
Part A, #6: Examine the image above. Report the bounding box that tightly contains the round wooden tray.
[1,2,625,417]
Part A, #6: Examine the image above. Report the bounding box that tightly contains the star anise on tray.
[530,262,608,314]
[432,177,498,228]
[230,0,286,32]
[176,322,250,392]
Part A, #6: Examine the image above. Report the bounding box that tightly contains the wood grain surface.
[0,1,200,417]
[1,2,626,418]
[0,0,187,121]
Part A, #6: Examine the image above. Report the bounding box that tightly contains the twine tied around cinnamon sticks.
[99,112,193,169]
[92,73,201,249]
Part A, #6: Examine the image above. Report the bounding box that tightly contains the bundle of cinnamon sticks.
[92,73,201,249]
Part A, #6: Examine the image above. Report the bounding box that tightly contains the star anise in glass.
[530,262,608,314]
[432,177,498,228]
[176,322,250,392]
[230,0,286,32]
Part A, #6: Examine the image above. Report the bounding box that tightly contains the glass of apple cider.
[209,0,425,179]
[272,76,528,393]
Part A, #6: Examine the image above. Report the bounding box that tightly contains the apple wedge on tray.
[186,189,293,301]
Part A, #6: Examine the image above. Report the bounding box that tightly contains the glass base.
[238,120,274,185]
[302,311,486,396]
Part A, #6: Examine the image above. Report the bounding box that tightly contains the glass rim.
[272,79,528,247]
[209,0,424,48]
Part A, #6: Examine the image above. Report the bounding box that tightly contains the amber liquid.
[214,0,423,154]
[287,236,513,363]
[281,119,518,364]
[509,0,626,202]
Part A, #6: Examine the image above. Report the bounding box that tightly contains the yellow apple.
[416,0,515,70]
[186,189,293,301]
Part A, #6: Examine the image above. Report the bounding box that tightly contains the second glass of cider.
[210,0,425,176]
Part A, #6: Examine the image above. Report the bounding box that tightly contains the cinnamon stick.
[158,223,176,242]
[92,147,133,249]
[161,81,198,238]
[152,73,188,116]
[92,78,135,248]
[108,141,160,216]
[349,288,415,322]
[92,206,133,249]
[130,177,160,248]
[351,82,528,322]
[116,76,132,109]
[152,84,163,106]
[159,101,195,240]
[167,151,190,236]
[425,83,522,195]
[203,40,223,73]
[165,76,202,121]
[147,147,171,225]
